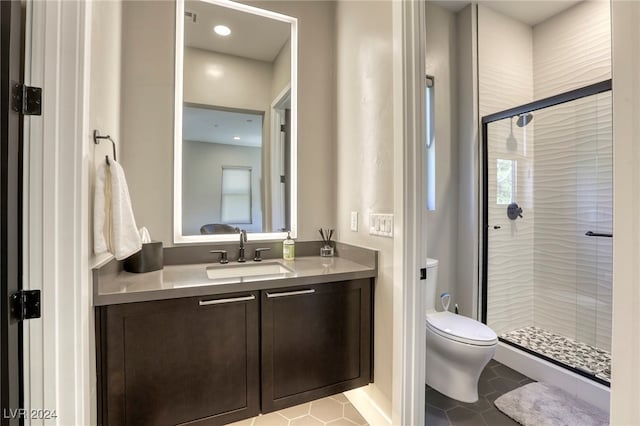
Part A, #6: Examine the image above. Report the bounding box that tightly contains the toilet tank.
[425,258,439,312]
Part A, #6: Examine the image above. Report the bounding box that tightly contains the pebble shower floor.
[501,326,611,383]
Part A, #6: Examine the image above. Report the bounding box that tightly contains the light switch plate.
[369,213,393,237]
[350,211,358,231]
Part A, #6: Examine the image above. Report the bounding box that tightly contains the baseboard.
[344,385,392,426]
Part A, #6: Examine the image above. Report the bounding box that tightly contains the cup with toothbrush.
[319,228,334,257]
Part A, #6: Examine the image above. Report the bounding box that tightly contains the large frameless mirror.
[174,0,297,243]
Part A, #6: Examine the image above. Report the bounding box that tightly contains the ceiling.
[183,106,263,148]
[429,0,583,26]
[184,1,290,62]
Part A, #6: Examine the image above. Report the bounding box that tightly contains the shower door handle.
[493,225,501,230]
[585,231,613,238]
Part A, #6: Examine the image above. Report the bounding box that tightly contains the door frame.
[391,0,426,425]
[1,1,25,424]
[22,0,93,425]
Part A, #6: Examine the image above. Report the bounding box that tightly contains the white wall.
[120,0,175,244]
[335,0,394,416]
[182,141,262,234]
[87,4,122,416]
[455,4,480,318]
[610,2,640,422]
[425,3,460,314]
[183,47,273,111]
[89,0,122,263]
[244,1,336,242]
[271,38,291,100]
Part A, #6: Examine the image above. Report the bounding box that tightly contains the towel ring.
[93,129,117,164]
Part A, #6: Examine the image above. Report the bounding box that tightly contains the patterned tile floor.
[227,394,368,426]
[501,326,611,383]
[426,359,534,426]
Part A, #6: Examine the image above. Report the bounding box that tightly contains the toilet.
[425,258,498,403]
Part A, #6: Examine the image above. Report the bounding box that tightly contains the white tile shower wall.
[531,1,612,352]
[478,5,533,115]
[533,1,611,100]
[480,3,612,350]
[531,95,612,348]
[478,5,535,335]
[531,93,612,351]
[485,118,535,334]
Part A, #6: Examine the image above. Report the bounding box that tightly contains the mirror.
[174,0,297,243]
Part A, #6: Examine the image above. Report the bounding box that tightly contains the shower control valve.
[507,202,523,220]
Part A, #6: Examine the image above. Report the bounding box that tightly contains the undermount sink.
[206,261,294,280]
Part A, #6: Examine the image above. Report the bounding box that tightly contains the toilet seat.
[427,311,498,346]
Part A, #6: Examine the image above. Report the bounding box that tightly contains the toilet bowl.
[425,259,498,403]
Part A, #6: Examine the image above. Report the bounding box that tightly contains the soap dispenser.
[283,231,295,260]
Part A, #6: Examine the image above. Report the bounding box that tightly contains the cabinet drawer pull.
[199,295,255,306]
[266,289,315,298]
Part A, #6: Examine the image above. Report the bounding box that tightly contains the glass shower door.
[573,90,613,382]
[482,82,613,386]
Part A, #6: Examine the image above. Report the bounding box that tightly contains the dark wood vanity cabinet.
[96,279,372,425]
[96,291,260,426]
[261,279,372,412]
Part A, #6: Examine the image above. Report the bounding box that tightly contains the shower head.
[516,113,533,127]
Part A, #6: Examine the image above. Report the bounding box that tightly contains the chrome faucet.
[237,230,247,262]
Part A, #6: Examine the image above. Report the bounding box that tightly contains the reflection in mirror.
[182,106,264,234]
[175,0,297,243]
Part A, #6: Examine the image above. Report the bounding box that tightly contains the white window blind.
[221,167,252,223]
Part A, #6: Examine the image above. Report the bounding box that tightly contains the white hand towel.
[94,162,109,255]
[139,227,152,244]
[94,160,142,260]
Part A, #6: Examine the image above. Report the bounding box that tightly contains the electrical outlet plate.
[369,213,393,237]
[350,211,358,231]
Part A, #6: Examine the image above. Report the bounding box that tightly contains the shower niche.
[482,80,613,386]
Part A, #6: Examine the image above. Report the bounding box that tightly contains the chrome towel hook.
[93,129,117,164]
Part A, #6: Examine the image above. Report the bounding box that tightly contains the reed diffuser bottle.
[319,228,334,257]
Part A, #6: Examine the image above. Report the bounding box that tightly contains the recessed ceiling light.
[233,136,241,140]
[214,25,231,36]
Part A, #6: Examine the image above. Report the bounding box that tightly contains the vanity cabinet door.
[97,292,260,426]
[261,279,372,412]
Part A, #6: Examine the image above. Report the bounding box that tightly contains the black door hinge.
[280,124,286,132]
[12,83,42,116]
[420,268,427,280]
[10,290,42,321]
[280,175,286,183]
